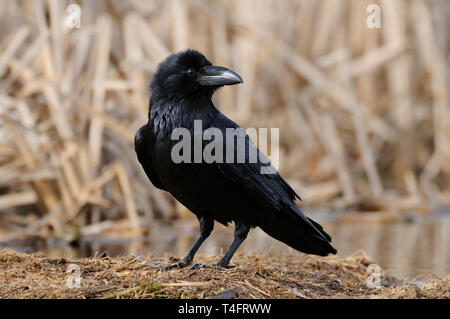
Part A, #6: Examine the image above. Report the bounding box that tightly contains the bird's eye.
[186,68,196,77]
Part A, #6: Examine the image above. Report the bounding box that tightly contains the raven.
[135,49,336,270]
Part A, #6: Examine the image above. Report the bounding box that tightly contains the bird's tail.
[259,206,337,256]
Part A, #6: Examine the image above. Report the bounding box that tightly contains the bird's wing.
[134,124,167,190]
[211,115,330,242]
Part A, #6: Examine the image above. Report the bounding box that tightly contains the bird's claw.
[189,263,235,271]
[188,263,210,271]
[158,259,192,271]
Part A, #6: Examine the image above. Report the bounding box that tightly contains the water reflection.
[326,220,450,279]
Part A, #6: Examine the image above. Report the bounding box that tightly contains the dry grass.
[0,249,448,299]
[0,0,449,241]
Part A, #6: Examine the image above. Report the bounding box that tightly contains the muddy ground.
[0,249,448,299]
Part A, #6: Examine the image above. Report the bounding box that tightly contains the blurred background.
[0,0,449,279]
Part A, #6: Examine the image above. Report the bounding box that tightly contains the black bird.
[135,50,336,270]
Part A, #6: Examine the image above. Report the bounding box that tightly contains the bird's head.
[150,49,243,99]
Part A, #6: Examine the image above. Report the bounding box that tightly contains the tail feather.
[307,217,332,242]
[258,210,337,256]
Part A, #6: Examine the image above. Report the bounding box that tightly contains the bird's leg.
[190,222,250,270]
[159,216,213,271]
[216,222,250,268]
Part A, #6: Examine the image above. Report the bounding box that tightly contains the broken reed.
[0,0,448,239]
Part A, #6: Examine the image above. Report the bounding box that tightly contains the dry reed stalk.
[88,15,111,177]
[413,0,450,170]
[0,0,448,241]
[114,163,141,234]
[0,190,37,211]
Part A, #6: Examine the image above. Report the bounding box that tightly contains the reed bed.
[0,0,449,240]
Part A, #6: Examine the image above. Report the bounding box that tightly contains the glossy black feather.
[134,124,166,191]
[135,49,337,259]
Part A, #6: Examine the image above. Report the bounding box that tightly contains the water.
[326,220,450,279]
[24,213,450,281]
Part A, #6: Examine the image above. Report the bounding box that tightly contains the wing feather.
[134,125,166,190]
[211,115,331,243]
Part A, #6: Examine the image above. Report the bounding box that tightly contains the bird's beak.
[197,66,243,86]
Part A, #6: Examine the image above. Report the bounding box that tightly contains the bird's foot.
[189,263,235,271]
[158,258,192,271]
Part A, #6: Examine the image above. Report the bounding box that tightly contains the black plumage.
[135,49,336,269]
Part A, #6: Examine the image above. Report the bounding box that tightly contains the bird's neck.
[148,94,219,129]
